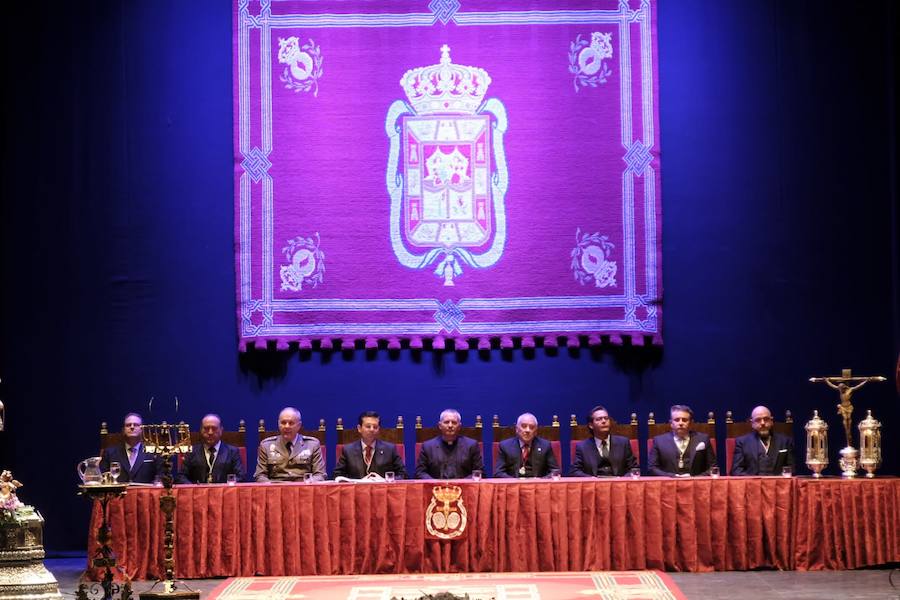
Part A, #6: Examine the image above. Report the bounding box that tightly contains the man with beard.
[730,406,793,476]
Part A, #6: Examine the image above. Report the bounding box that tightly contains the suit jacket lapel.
[608,437,620,465]
[686,432,699,466]
[662,435,679,469]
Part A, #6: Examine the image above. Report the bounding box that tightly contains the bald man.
[730,406,794,476]
[255,407,326,482]
[175,414,245,484]
[493,413,559,478]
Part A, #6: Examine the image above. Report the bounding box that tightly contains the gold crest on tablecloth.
[425,485,467,540]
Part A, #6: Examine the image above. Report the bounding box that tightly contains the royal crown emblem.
[386,46,509,289]
[424,484,467,539]
[400,44,491,115]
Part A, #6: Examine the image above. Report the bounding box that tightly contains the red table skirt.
[87,477,898,579]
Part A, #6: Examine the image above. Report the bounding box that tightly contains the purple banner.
[234,0,662,351]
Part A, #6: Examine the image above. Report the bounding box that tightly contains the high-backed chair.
[725,409,793,474]
[492,414,561,466]
[258,418,327,458]
[647,411,717,459]
[99,421,124,451]
[569,413,639,464]
[414,414,483,462]
[102,419,249,469]
[335,415,405,463]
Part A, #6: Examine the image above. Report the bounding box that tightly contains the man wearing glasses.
[730,405,794,476]
[569,405,637,477]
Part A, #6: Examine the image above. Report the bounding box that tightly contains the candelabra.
[804,410,829,478]
[857,410,882,478]
[138,422,198,600]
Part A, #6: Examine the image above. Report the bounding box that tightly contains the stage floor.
[46,558,899,599]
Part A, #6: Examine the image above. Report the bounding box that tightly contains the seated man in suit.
[333,410,406,480]
[494,413,558,478]
[648,404,716,477]
[176,414,245,484]
[730,405,794,476]
[100,413,161,484]
[415,408,484,479]
[255,406,326,482]
[570,405,637,477]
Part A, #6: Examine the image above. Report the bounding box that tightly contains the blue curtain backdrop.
[1,0,898,553]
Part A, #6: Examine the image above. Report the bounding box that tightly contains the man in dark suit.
[333,411,406,480]
[100,413,161,484]
[731,405,794,476]
[175,414,245,484]
[415,409,484,479]
[494,413,559,478]
[570,405,637,477]
[648,404,716,477]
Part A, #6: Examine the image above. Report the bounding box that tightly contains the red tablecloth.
[793,477,900,570]
[87,477,898,579]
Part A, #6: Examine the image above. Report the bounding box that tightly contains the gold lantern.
[805,410,828,478]
[857,410,881,478]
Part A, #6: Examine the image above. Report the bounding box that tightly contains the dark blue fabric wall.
[1,0,898,552]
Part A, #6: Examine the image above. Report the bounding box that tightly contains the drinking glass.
[550,469,561,481]
[303,473,313,484]
[109,462,121,484]
[629,468,641,479]
[782,466,793,478]
[710,466,720,478]
[471,470,483,482]
[384,471,395,483]
[226,474,237,486]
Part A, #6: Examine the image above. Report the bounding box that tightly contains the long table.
[87,477,899,579]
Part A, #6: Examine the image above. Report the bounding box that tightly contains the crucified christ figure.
[810,371,886,448]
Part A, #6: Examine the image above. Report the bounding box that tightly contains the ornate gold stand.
[809,369,886,478]
[76,483,131,600]
[138,424,198,600]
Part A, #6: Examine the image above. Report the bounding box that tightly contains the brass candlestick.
[77,483,131,600]
[804,410,829,478]
[139,422,198,600]
[809,369,886,478]
[857,410,882,478]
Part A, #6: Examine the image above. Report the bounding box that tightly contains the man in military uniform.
[255,407,326,482]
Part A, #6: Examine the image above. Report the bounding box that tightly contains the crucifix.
[809,369,886,449]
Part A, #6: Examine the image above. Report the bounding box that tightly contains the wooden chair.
[258,418,327,458]
[491,414,561,467]
[414,414,483,462]
[647,411,717,459]
[101,419,249,468]
[725,409,793,474]
[335,415,405,463]
[569,412,639,464]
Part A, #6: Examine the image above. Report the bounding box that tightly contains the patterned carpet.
[206,571,686,600]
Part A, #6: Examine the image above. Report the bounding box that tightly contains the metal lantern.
[857,410,882,478]
[805,410,828,478]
